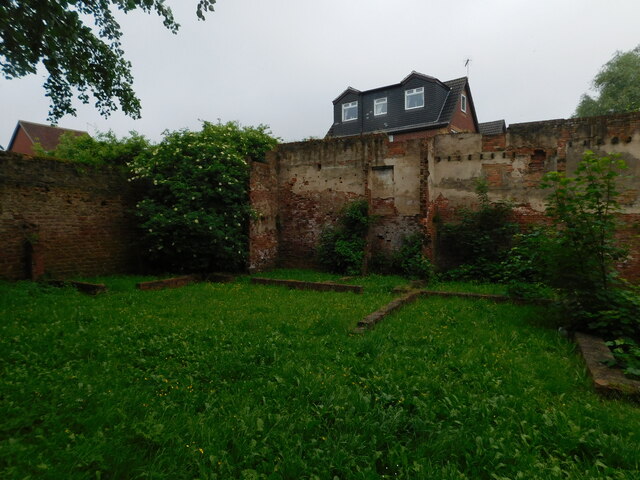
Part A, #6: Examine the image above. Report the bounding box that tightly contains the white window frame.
[461,94,467,113]
[342,101,358,122]
[405,87,424,110]
[374,97,387,116]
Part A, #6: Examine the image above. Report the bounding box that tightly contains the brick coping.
[46,280,107,295]
[136,273,237,291]
[251,277,363,294]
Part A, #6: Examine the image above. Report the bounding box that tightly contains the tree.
[130,121,278,273]
[0,1,216,122]
[574,45,640,117]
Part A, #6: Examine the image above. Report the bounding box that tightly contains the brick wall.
[0,152,141,280]
[251,136,427,269]
[248,156,279,272]
[249,112,640,281]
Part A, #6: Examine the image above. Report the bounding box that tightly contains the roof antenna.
[464,57,472,77]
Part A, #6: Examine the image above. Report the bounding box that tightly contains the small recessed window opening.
[461,94,467,113]
[342,101,358,122]
[374,97,387,116]
[405,87,424,110]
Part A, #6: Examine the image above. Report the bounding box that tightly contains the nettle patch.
[129,121,278,273]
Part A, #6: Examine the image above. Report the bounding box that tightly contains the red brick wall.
[449,87,477,133]
[8,127,36,155]
[248,156,279,272]
[0,152,141,280]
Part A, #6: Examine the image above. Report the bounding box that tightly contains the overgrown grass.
[1,273,639,479]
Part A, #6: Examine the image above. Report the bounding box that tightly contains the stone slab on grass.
[47,280,107,295]
[353,290,423,333]
[251,277,363,294]
[137,275,198,291]
[575,332,640,399]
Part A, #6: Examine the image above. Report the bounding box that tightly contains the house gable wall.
[8,127,35,155]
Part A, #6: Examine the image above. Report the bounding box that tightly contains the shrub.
[36,130,151,166]
[129,121,278,273]
[540,151,633,334]
[317,200,373,275]
[392,233,433,281]
[437,180,518,281]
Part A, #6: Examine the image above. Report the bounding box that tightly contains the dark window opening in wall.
[530,149,547,173]
[371,166,394,194]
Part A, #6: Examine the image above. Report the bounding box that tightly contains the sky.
[2,0,640,147]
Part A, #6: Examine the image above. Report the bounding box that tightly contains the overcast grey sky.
[2,0,640,147]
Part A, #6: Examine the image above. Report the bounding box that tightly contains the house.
[326,71,479,140]
[7,120,89,156]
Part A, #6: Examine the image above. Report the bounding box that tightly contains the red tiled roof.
[8,120,89,152]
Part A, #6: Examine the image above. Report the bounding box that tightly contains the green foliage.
[437,180,519,281]
[35,130,151,166]
[605,337,640,379]
[540,151,639,336]
[130,121,278,273]
[2,273,640,479]
[575,44,640,117]
[317,199,373,275]
[541,151,626,295]
[0,1,216,121]
[391,233,433,280]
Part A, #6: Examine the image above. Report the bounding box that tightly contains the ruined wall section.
[273,136,426,269]
[431,113,640,215]
[248,156,279,272]
[429,112,640,280]
[0,152,140,280]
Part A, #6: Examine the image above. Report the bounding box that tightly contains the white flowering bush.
[129,121,278,272]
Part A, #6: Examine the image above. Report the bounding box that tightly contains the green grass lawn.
[1,272,639,479]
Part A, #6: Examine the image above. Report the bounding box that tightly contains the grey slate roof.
[478,120,507,135]
[327,72,478,138]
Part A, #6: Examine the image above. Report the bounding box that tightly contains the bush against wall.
[436,180,519,281]
[129,121,278,273]
[316,200,373,275]
[540,150,640,337]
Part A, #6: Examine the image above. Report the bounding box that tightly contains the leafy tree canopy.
[574,45,640,117]
[0,1,216,122]
[34,130,151,166]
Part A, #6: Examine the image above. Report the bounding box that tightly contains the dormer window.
[342,101,358,122]
[374,97,387,116]
[461,94,467,113]
[405,87,424,110]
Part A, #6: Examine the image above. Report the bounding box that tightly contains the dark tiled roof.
[8,120,89,151]
[439,77,467,123]
[478,120,507,135]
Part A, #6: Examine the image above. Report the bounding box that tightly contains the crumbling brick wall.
[0,152,140,280]
[250,135,427,269]
[250,112,640,281]
[429,112,640,281]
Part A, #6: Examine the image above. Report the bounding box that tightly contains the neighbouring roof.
[478,120,507,135]
[7,120,89,152]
